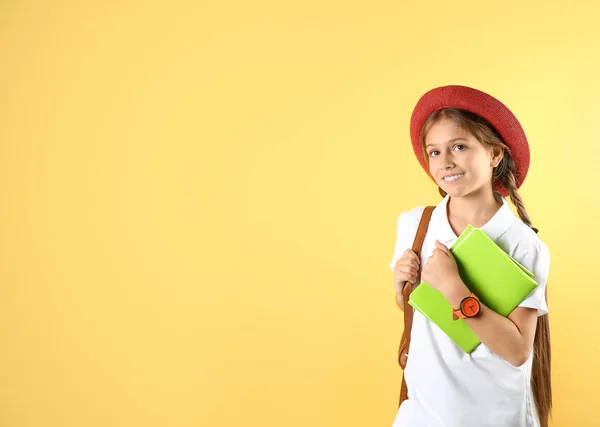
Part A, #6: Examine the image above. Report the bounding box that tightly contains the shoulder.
[395,206,427,230]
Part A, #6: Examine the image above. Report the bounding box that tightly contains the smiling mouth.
[443,173,464,183]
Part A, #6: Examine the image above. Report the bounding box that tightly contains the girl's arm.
[447,285,538,367]
[422,240,547,367]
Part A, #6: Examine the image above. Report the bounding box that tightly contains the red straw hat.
[410,85,530,197]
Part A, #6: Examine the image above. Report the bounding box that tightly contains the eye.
[429,150,440,157]
[454,144,466,151]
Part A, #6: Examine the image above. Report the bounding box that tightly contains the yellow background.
[1,1,598,426]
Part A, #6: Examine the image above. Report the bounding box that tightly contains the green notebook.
[408,225,539,353]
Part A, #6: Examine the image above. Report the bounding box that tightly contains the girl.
[390,85,551,427]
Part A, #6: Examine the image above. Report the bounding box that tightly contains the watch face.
[461,297,480,317]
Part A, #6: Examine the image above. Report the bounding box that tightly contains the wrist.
[445,280,471,307]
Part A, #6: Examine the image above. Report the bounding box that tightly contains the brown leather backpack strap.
[411,206,434,258]
[398,205,434,407]
[402,205,434,344]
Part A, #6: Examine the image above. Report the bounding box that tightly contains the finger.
[396,271,419,283]
[396,256,419,271]
[412,271,421,284]
[399,257,420,270]
[435,240,451,257]
[396,266,419,284]
[404,265,419,276]
[403,249,420,264]
[397,265,419,278]
[395,258,417,271]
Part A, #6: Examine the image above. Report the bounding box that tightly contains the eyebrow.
[425,137,467,150]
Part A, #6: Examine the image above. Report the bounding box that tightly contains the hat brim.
[410,85,530,197]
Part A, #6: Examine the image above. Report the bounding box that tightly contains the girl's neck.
[447,189,503,231]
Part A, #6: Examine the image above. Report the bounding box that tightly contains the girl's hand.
[393,249,420,305]
[393,249,420,292]
[421,240,468,303]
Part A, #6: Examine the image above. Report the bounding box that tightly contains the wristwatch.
[452,292,481,320]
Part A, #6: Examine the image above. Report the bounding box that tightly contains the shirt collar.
[431,194,516,245]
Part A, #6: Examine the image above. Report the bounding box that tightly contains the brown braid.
[497,153,533,227]
[419,108,552,427]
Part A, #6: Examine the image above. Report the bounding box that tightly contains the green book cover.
[408,226,539,353]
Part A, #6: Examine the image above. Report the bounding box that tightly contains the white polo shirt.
[389,194,550,427]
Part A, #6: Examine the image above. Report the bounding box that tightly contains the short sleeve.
[514,241,551,316]
[389,211,419,272]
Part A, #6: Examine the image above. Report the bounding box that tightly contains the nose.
[438,152,455,171]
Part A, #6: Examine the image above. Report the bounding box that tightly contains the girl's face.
[424,117,502,198]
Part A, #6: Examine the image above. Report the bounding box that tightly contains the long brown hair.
[419,108,552,427]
